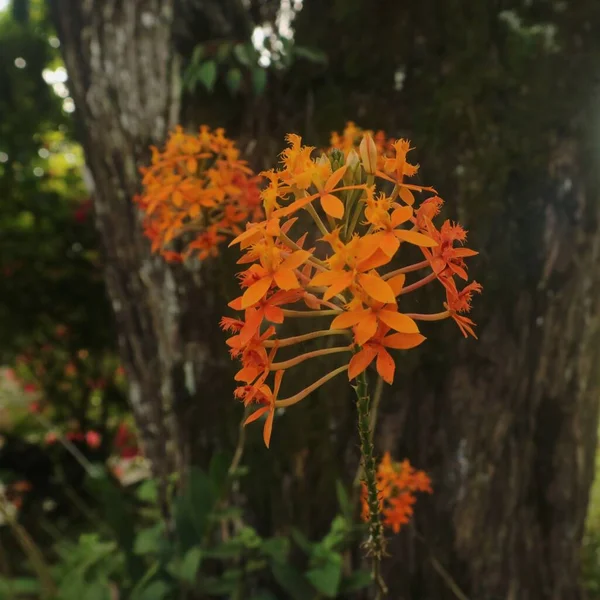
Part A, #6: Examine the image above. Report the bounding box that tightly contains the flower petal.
[244,405,270,425]
[263,408,275,448]
[357,273,396,304]
[376,348,395,383]
[321,194,345,219]
[387,273,406,297]
[325,165,348,191]
[395,230,437,247]
[391,205,413,226]
[242,276,272,308]
[383,332,426,349]
[348,346,377,380]
[378,309,419,334]
[354,312,378,345]
[274,268,300,290]
[330,309,368,330]
[280,250,311,271]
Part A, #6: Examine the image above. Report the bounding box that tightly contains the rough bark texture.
[49,0,190,499]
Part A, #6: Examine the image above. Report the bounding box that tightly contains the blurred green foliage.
[0,3,114,360]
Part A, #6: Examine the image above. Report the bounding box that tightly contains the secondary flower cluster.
[361,452,432,533]
[135,125,262,262]
[222,130,481,447]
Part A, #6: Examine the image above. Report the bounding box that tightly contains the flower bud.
[343,149,361,186]
[359,133,377,175]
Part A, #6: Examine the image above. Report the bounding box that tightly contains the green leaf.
[226,67,243,94]
[174,467,216,551]
[252,67,268,96]
[136,479,158,504]
[233,43,252,66]
[208,451,231,493]
[198,576,239,595]
[335,480,352,520]
[271,563,314,600]
[216,42,232,63]
[306,552,342,598]
[178,547,203,584]
[191,44,205,65]
[135,580,172,600]
[339,569,373,593]
[290,528,312,554]
[261,536,290,561]
[133,522,165,555]
[83,580,113,600]
[0,577,39,594]
[197,60,217,92]
[293,45,328,64]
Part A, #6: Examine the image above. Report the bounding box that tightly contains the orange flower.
[136,125,262,262]
[361,452,432,534]
[221,126,480,446]
[348,325,425,384]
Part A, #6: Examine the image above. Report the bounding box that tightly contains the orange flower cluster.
[222,129,480,447]
[361,452,432,533]
[135,125,262,262]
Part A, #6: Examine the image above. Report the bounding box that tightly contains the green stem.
[354,370,388,596]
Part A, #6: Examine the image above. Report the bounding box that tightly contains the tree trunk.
[48,0,213,506]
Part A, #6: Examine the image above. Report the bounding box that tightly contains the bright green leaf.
[197,60,217,92]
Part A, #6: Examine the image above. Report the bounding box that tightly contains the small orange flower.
[361,452,432,533]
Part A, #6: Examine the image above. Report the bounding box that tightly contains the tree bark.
[48,0,190,504]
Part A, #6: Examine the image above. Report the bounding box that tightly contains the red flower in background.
[85,430,102,449]
[114,422,140,458]
[73,198,93,223]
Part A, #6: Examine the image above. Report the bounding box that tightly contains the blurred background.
[1,0,600,598]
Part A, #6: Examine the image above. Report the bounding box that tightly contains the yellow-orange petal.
[391,205,413,227]
[379,232,400,258]
[378,309,419,334]
[399,187,415,206]
[394,230,437,247]
[242,276,272,308]
[376,348,395,384]
[325,165,348,191]
[280,249,311,271]
[383,332,426,349]
[330,309,368,330]
[274,268,300,290]
[321,194,345,219]
[244,405,270,426]
[263,408,274,448]
[310,270,341,287]
[387,273,406,296]
[348,346,377,380]
[354,312,378,345]
[357,273,396,304]
[323,272,353,301]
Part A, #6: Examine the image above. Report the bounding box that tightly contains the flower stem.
[383,260,430,279]
[281,308,341,318]
[305,203,330,236]
[354,370,388,595]
[270,345,352,370]
[398,271,437,295]
[263,329,350,348]
[275,364,348,407]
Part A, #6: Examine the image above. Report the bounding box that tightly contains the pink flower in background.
[114,423,140,458]
[3,368,16,381]
[85,430,102,449]
[28,402,41,414]
[45,431,58,445]
[23,383,37,394]
[73,198,93,223]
